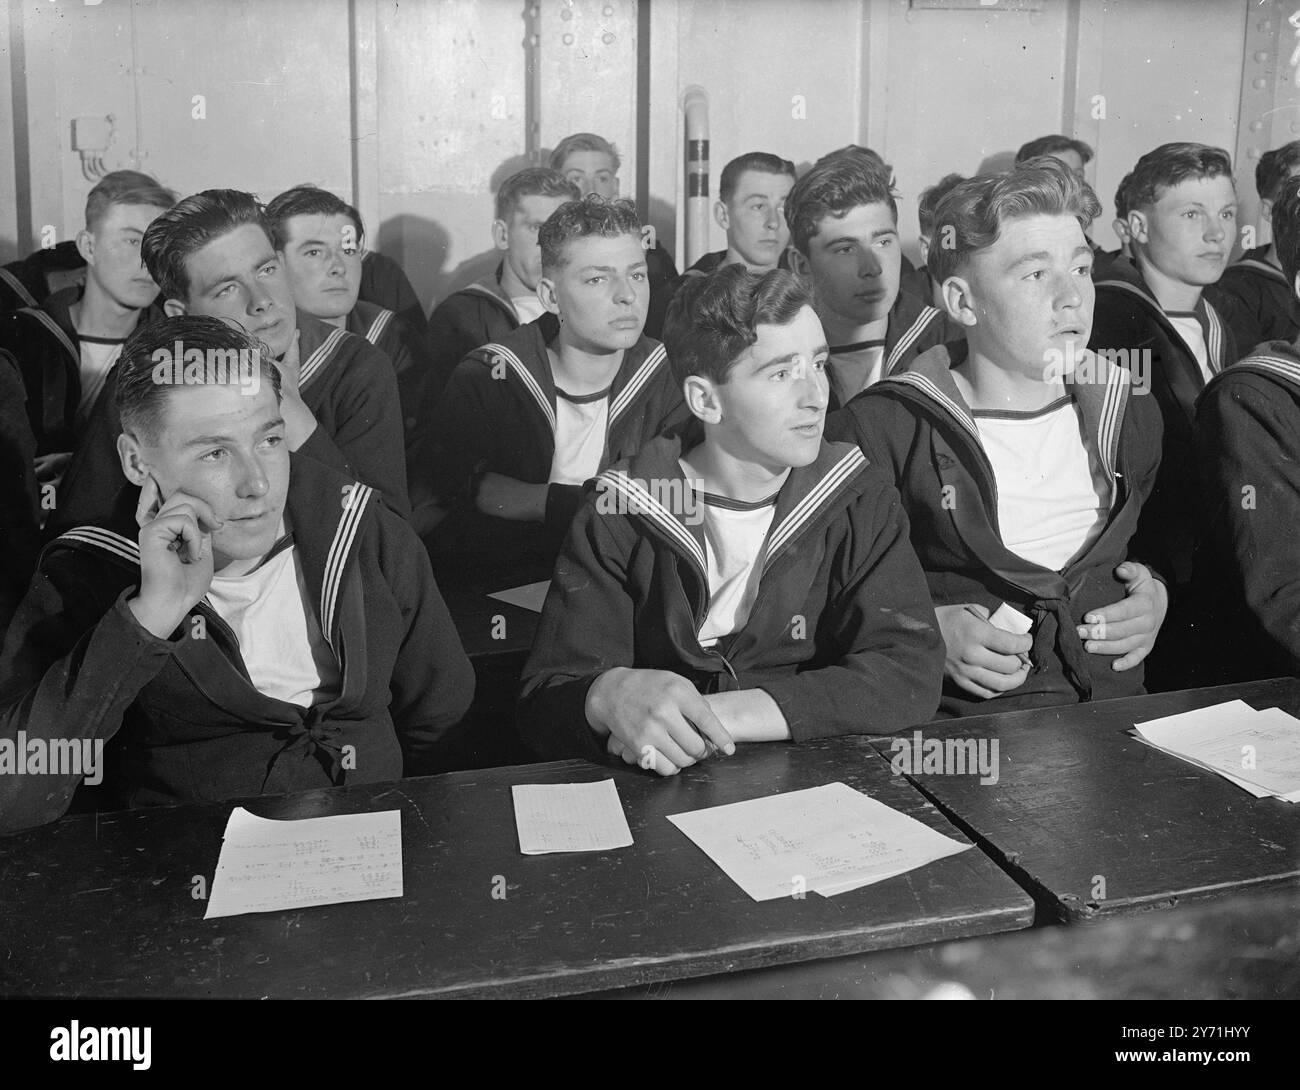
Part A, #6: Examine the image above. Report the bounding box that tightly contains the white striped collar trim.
[884,371,981,440]
[19,306,78,365]
[763,447,866,570]
[1096,279,1225,374]
[1204,301,1224,375]
[1093,278,1170,325]
[1232,353,1300,387]
[54,526,140,566]
[319,483,374,651]
[885,307,939,375]
[1,268,39,308]
[609,343,666,424]
[298,326,348,390]
[364,308,395,345]
[597,468,707,576]
[482,342,556,432]
[1091,361,1130,489]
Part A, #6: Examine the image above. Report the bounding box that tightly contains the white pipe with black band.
[683,85,710,268]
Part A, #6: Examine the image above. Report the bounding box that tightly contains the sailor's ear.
[941,275,978,329]
[683,374,723,424]
[118,432,150,486]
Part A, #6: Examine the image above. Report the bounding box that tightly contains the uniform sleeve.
[643,277,681,341]
[426,300,481,407]
[517,498,636,762]
[1119,379,1168,583]
[384,314,436,456]
[44,370,125,534]
[1196,377,1300,671]
[646,243,679,292]
[0,567,180,832]
[651,385,692,442]
[1088,292,1153,361]
[360,252,427,335]
[376,510,476,775]
[0,355,40,636]
[1206,282,1259,365]
[824,396,911,482]
[542,483,585,547]
[740,481,945,740]
[408,356,497,510]
[299,344,410,517]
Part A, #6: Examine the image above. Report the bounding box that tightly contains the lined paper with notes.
[204,807,404,919]
[512,780,634,854]
[668,782,970,901]
[1132,700,1300,802]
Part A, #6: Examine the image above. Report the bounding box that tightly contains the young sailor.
[0,171,175,495]
[784,154,961,411]
[51,189,410,531]
[1195,171,1300,681]
[0,317,473,833]
[425,168,580,401]
[829,157,1167,717]
[518,265,943,771]
[411,196,687,587]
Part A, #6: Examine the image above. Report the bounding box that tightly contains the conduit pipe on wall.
[683,85,709,268]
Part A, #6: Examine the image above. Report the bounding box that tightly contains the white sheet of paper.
[667,782,970,902]
[1133,700,1300,800]
[989,601,1033,635]
[1130,734,1273,797]
[204,807,403,919]
[512,780,634,854]
[488,580,551,613]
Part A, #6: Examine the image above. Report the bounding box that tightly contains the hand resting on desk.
[588,667,736,776]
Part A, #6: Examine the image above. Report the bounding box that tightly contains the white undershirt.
[548,389,609,486]
[1166,312,1213,385]
[687,470,780,648]
[828,342,887,404]
[77,338,123,427]
[511,294,547,324]
[974,397,1110,571]
[204,535,340,708]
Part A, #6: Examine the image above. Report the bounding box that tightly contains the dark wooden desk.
[871,677,1300,924]
[0,737,1032,999]
[593,886,1300,999]
[439,578,540,661]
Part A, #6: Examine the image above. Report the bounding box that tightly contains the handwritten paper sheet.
[667,782,970,901]
[488,580,551,614]
[512,780,634,854]
[1133,700,1300,801]
[204,807,403,919]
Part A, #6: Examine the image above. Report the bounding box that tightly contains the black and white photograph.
[0,0,1295,1046]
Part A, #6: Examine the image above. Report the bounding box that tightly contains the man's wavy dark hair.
[663,265,813,386]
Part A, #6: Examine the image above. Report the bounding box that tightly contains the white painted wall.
[1,0,1285,313]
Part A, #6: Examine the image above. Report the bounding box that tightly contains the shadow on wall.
[374,214,451,313]
[369,152,682,310]
[373,152,543,311]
